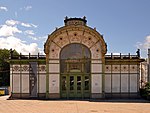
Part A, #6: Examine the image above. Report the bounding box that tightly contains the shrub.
[140,82,150,100]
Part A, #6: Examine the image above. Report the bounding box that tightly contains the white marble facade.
[10,17,143,99]
[10,64,46,95]
[47,25,105,98]
[105,64,139,94]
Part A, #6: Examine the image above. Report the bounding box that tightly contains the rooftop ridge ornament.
[64,16,87,26]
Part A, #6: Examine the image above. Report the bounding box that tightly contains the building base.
[91,93,103,98]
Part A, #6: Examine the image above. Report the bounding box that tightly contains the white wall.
[112,74,120,92]
[105,74,111,92]
[91,74,102,93]
[39,74,46,93]
[22,74,29,93]
[49,74,59,93]
[13,74,20,93]
[11,64,47,94]
[91,64,102,73]
[21,65,29,93]
[39,65,46,93]
[105,64,139,93]
[121,74,128,92]
[49,64,59,73]
[130,74,138,92]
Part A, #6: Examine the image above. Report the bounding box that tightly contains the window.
[60,43,91,73]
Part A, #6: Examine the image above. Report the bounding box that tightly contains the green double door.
[61,74,90,99]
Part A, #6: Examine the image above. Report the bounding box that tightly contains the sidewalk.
[0,95,9,100]
[0,97,149,113]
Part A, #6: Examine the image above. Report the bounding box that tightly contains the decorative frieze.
[22,65,29,73]
[49,42,61,59]
[105,65,138,74]
[39,65,46,72]
[13,65,20,72]
[90,42,102,59]
[53,35,69,48]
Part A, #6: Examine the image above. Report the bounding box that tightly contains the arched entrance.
[44,17,107,99]
[60,43,91,98]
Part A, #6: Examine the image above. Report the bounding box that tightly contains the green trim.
[60,73,90,98]
[10,59,46,64]
[46,63,49,99]
[102,57,105,98]
[105,59,144,64]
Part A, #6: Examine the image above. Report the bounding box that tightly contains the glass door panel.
[61,76,68,98]
[84,76,89,90]
[70,76,74,90]
[62,76,66,91]
[84,75,90,98]
[69,76,75,98]
[77,76,81,90]
[76,75,82,98]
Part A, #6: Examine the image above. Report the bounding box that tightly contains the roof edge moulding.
[64,16,87,26]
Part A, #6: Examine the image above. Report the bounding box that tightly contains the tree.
[0,49,19,86]
[140,82,150,100]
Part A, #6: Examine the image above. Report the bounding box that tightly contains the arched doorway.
[44,17,107,99]
[60,43,91,99]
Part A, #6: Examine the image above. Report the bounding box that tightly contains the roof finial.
[136,49,140,57]
[65,16,68,20]
[83,16,86,20]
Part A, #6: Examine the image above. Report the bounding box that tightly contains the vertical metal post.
[128,63,130,98]
[20,56,22,98]
[38,57,39,98]
[140,63,142,88]
[111,53,113,98]
[137,64,140,97]
[102,55,105,98]
[148,49,150,82]
[46,54,49,99]
[111,63,112,98]
[120,53,121,98]
[12,64,13,97]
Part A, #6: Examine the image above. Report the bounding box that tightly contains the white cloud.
[0,19,38,37]
[136,35,150,58]
[5,19,37,28]
[0,6,8,11]
[0,36,42,55]
[38,35,47,40]
[0,19,43,55]
[21,22,37,28]
[0,25,22,37]
[30,23,38,28]
[136,35,150,51]
[21,22,32,27]
[28,36,37,40]
[24,30,35,35]
[24,6,32,11]
[5,20,19,26]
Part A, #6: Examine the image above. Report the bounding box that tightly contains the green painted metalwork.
[60,43,91,98]
[102,58,105,98]
[61,73,90,99]
[46,63,49,99]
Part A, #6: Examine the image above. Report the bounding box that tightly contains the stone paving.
[0,96,150,113]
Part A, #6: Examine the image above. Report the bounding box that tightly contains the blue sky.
[0,0,150,58]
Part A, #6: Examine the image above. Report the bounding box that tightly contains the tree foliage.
[140,82,150,100]
[0,49,19,86]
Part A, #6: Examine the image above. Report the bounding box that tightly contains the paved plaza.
[0,96,150,113]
